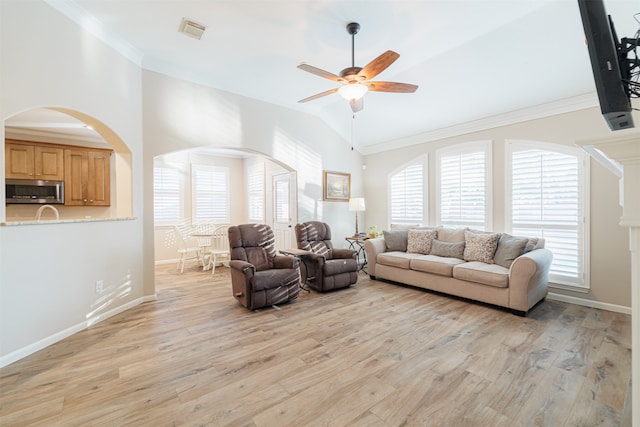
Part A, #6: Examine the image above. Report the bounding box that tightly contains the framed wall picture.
[323,171,351,201]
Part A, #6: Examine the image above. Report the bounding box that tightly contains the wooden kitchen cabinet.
[5,141,64,180]
[64,148,111,206]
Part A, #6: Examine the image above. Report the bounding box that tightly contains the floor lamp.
[348,197,366,237]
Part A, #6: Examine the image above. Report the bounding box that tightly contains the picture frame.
[323,170,351,201]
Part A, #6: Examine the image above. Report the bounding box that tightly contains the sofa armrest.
[364,237,386,278]
[508,248,553,312]
[229,260,255,308]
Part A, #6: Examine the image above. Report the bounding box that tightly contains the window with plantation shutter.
[247,162,265,223]
[507,141,588,289]
[153,166,182,224]
[191,164,229,223]
[437,142,491,230]
[389,160,425,226]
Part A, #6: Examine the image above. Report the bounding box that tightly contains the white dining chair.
[206,225,230,275]
[173,225,203,273]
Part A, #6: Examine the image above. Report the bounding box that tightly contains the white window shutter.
[438,145,488,230]
[153,166,181,223]
[390,162,424,226]
[192,165,229,223]
[509,144,587,288]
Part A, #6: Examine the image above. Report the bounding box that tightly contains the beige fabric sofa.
[363,227,553,315]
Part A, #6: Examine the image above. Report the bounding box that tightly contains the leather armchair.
[295,221,358,292]
[228,224,301,310]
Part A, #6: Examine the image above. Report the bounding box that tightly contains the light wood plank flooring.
[0,264,632,426]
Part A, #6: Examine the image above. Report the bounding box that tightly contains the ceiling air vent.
[178,18,206,40]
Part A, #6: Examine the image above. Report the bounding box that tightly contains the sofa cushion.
[407,229,438,254]
[453,262,510,288]
[383,230,409,252]
[494,234,528,268]
[463,231,501,264]
[410,255,465,277]
[430,239,465,259]
[377,251,422,269]
[437,227,468,243]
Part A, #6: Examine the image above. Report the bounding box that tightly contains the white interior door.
[272,172,297,251]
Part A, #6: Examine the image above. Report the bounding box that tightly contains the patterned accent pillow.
[407,229,438,254]
[463,231,501,264]
[430,239,465,259]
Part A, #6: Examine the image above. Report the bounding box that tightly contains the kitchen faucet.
[35,204,60,221]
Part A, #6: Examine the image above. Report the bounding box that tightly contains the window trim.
[505,139,590,291]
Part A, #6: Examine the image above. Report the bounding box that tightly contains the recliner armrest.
[273,255,299,269]
[229,260,255,275]
[332,248,356,260]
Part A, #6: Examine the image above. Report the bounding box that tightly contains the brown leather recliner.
[228,224,301,310]
[295,221,358,292]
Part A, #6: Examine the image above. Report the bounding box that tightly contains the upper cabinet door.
[5,141,63,180]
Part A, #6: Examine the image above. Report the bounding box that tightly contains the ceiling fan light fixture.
[338,83,368,101]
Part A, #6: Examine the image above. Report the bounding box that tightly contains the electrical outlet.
[95,280,104,293]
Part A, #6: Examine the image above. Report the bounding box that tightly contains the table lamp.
[348,197,366,236]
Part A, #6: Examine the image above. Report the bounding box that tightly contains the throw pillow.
[407,229,438,254]
[437,227,468,243]
[383,230,409,252]
[494,234,528,269]
[430,239,465,259]
[524,238,544,253]
[463,231,501,264]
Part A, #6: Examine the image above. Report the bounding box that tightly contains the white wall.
[363,108,639,309]
[0,1,146,365]
[142,70,364,250]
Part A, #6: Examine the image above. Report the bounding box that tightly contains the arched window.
[507,140,589,289]
[388,158,426,226]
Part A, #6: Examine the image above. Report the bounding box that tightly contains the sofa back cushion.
[437,227,468,243]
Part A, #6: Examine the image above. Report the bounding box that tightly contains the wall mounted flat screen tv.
[578,0,634,130]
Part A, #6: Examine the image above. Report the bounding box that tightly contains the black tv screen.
[578,0,634,130]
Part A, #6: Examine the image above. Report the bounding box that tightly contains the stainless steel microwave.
[5,178,64,204]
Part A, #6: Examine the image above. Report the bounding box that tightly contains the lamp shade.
[348,197,366,211]
[338,83,368,101]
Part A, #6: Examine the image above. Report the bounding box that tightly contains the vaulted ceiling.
[9,0,640,153]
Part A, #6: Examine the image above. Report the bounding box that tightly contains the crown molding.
[362,93,600,155]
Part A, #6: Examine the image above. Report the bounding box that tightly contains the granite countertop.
[1,217,136,226]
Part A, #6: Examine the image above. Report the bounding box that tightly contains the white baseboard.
[0,294,156,369]
[547,292,631,315]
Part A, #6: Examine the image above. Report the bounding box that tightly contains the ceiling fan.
[297,22,418,113]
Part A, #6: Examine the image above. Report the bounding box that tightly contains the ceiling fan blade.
[297,63,344,82]
[357,50,400,80]
[367,81,418,93]
[350,97,364,113]
[298,88,339,103]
